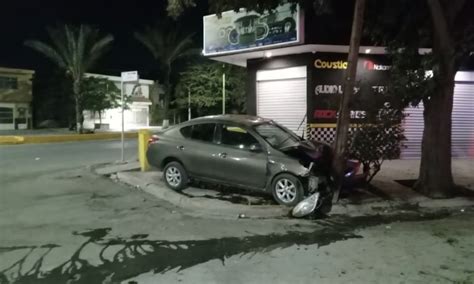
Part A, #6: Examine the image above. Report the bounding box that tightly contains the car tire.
[271,174,304,207]
[163,161,188,191]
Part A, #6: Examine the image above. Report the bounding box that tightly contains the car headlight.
[292,192,320,218]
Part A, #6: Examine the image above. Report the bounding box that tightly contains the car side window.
[218,124,259,150]
[180,126,192,138]
[180,123,216,142]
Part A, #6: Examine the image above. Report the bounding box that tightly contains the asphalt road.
[0,140,473,283]
[0,139,138,180]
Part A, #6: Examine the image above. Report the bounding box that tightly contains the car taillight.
[148,135,159,145]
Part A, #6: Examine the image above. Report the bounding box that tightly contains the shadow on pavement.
[0,211,454,284]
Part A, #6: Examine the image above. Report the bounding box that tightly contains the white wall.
[83,84,152,130]
[83,73,155,130]
[0,102,30,130]
[0,102,14,130]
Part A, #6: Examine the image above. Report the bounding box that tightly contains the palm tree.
[135,24,196,122]
[25,25,113,133]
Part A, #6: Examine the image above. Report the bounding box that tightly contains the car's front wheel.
[163,161,188,191]
[271,174,304,206]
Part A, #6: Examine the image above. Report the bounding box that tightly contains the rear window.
[180,123,215,143]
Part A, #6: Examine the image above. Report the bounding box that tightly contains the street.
[0,141,473,283]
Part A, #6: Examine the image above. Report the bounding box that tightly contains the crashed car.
[146,115,343,207]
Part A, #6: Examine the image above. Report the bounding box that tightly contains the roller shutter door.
[256,67,307,136]
[452,83,474,157]
[401,82,474,159]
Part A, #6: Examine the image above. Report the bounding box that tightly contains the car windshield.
[254,122,300,149]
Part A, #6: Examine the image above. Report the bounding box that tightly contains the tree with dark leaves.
[25,25,113,133]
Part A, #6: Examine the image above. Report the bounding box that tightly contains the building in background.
[83,73,154,131]
[203,4,474,159]
[0,67,35,130]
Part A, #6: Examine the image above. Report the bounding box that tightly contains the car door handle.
[218,152,227,158]
[177,145,184,151]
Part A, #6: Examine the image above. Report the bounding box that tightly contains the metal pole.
[222,73,226,114]
[188,89,191,120]
[121,81,124,162]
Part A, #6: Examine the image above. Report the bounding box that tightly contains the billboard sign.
[121,71,139,82]
[203,3,302,56]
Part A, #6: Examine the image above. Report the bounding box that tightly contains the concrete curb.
[94,161,141,175]
[116,171,290,219]
[114,170,474,219]
[0,132,138,145]
[92,160,474,220]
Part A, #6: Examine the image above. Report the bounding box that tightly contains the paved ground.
[0,126,162,136]
[0,139,137,180]
[0,141,473,283]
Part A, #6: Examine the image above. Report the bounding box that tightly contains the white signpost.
[120,71,139,162]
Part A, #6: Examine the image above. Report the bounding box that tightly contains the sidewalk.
[370,159,474,201]
[0,126,162,145]
[92,159,474,220]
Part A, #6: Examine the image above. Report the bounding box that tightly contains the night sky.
[0,0,208,79]
[2,0,473,79]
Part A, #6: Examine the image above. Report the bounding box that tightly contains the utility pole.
[188,88,191,120]
[222,72,226,115]
[121,80,124,162]
[332,0,366,203]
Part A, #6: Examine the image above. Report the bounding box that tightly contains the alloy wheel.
[275,178,296,203]
[165,166,182,187]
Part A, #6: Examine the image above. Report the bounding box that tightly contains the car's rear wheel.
[163,161,188,191]
[271,174,304,206]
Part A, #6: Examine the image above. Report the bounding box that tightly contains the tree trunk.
[163,64,172,121]
[332,0,366,202]
[73,79,83,134]
[98,111,102,129]
[415,84,455,197]
[415,0,456,197]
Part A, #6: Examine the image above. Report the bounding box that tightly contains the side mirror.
[249,143,262,152]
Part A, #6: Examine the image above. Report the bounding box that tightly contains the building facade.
[83,73,155,131]
[203,4,474,158]
[0,67,35,130]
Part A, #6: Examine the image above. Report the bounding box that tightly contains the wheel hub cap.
[275,179,296,203]
[165,167,181,187]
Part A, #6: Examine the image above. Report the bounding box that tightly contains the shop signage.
[203,3,302,56]
[313,110,367,119]
[313,109,337,119]
[314,59,348,69]
[315,85,343,95]
[315,85,361,96]
[371,86,389,93]
[363,60,391,71]
[309,53,393,124]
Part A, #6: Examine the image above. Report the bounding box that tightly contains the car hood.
[279,140,333,173]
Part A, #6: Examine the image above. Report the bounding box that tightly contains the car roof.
[186,115,272,127]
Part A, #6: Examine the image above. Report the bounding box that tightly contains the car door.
[178,123,221,179]
[212,123,268,189]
